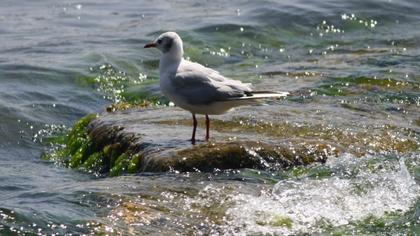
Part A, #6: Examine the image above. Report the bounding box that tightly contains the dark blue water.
[0,0,419,234]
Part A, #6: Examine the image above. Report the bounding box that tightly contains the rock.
[42,94,420,176]
[43,105,340,176]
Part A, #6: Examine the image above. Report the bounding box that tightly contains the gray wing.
[172,61,252,105]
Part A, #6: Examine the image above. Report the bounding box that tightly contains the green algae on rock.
[314,76,420,97]
[42,113,97,164]
[256,214,293,228]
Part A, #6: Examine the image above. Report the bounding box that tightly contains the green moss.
[315,84,350,96]
[314,76,420,97]
[102,144,123,168]
[239,169,280,184]
[321,207,420,235]
[42,114,133,176]
[256,215,293,228]
[65,114,97,155]
[41,134,68,146]
[69,141,94,168]
[74,74,96,87]
[120,83,168,105]
[362,215,386,228]
[110,153,130,177]
[288,165,333,179]
[42,113,97,162]
[270,215,293,228]
[81,152,105,172]
[128,155,142,173]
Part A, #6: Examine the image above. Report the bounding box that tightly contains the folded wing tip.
[227,91,289,101]
[275,91,289,96]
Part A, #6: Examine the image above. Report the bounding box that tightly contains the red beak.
[144,43,156,48]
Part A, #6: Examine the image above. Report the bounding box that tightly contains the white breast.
[159,56,179,99]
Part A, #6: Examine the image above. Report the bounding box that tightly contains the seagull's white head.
[144,31,183,60]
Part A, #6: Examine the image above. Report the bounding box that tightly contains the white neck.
[159,54,182,76]
[159,38,183,75]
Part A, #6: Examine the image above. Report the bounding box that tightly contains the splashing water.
[89,64,149,104]
[225,154,419,235]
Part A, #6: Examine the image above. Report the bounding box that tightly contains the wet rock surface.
[84,106,335,174]
[43,100,418,177]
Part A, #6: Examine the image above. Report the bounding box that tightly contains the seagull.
[144,32,288,144]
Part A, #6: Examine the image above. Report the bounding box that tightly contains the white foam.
[224,154,419,235]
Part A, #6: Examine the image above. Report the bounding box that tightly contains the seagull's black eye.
[157,39,162,44]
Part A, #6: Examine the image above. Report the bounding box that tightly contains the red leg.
[205,114,210,141]
[191,114,197,144]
